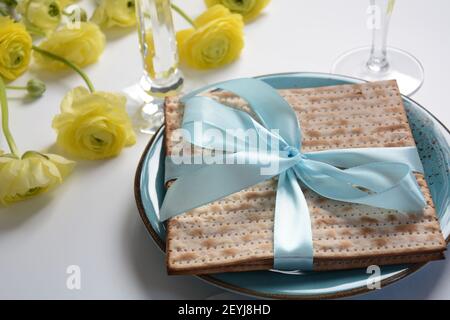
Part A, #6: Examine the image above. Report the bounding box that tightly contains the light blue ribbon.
[159,78,427,271]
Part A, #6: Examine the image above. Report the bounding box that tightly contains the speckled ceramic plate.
[134,73,450,299]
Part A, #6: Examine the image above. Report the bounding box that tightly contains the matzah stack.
[163,80,446,275]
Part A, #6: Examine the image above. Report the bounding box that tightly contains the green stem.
[26,25,47,37]
[32,45,95,93]
[0,7,9,16]
[0,76,19,157]
[6,85,26,90]
[170,3,195,28]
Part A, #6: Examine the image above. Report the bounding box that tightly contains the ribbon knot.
[160,78,427,271]
[284,146,300,159]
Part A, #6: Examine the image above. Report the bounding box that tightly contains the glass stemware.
[125,0,183,135]
[332,0,424,96]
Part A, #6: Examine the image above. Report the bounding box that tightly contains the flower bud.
[26,79,46,98]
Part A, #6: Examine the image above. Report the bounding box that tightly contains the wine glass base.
[137,102,164,135]
[140,72,184,97]
[123,83,165,135]
[331,46,424,96]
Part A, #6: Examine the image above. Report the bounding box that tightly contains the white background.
[0,0,449,299]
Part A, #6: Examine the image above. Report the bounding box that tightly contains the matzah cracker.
[163,80,446,275]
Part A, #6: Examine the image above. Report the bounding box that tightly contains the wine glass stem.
[136,0,183,94]
[367,0,395,73]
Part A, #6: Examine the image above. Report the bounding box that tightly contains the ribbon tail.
[305,146,424,173]
[160,165,270,221]
[355,170,427,213]
[273,169,313,271]
[165,156,210,183]
[295,160,427,213]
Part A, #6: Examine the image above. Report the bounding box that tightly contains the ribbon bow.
[160,78,426,271]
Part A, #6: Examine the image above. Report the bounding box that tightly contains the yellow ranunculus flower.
[91,0,136,28]
[17,0,63,34]
[177,5,244,70]
[52,87,136,160]
[0,17,32,81]
[205,0,270,22]
[60,0,78,7]
[0,152,75,205]
[34,22,106,71]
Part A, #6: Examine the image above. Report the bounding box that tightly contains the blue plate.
[134,73,450,299]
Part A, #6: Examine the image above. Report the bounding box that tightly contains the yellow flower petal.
[60,0,79,8]
[0,152,74,205]
[45,153,76,179]
[177,5,244,70]
[17,0,63,34]
[176,29,195,45]
[205,0,271,22]
[34,22,106,71]
[91,0,137,28]
[194,4,232,27]
[52,87,136,160]
[0,17,32,81]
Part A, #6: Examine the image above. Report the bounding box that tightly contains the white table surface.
[0,0,449,300]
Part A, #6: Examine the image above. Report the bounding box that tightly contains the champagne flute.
[332,0,424,96]
[125,0,183,135]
